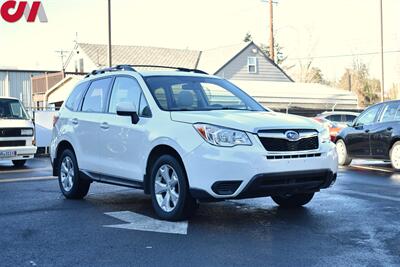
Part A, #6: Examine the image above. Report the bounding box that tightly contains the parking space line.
[0,167,52,174]
[334,189,400,202]
[348,165,394,173]
[0,176,57,183]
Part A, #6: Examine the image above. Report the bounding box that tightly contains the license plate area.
[0,151,17,158]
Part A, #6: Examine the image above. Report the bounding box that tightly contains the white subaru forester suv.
[51,65,338,221]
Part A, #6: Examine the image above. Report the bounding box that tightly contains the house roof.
[78,43,201,70]
[197,42,251,74]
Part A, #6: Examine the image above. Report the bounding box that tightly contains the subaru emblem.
[285,130,300,141]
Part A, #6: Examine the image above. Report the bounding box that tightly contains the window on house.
[247,57,257,73]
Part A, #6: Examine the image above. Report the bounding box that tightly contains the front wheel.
[390,141,400,171]
[12,160,26,168]
[150,155,198,221]
[336,139,352,166]
[58,149,90,199]
[272,193,314,208]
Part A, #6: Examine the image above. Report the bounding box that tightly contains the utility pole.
[379,0,384,102]
[269,0,275,62]
[107,0,112,67]
[55,50,69,71]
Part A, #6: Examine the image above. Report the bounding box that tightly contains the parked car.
[314,111,360,142]
[51,65,338,221]
[0,97,37,167]
[336,100,400,170]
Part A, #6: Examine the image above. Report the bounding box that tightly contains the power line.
[286,49,400,61]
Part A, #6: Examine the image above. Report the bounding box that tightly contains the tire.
[336,139,352,166]
[272,193,314,208]
[58,149,90,199]
[150,154,198,221]
[390,141,400,171]
[12,160,26,168]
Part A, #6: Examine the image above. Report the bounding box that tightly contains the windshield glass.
[144,76,266,112]
[0,99,29,120]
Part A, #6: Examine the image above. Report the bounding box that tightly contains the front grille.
[0,128,32,137]
[258,129,319,152]
[0,140,26,147]
[266,153,321,160]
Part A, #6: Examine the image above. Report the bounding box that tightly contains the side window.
[247,57,257,73]
[66,82,88,111]
[81,78,113,113]
[356,105,381,126]
[380,103,400,122]
[326,115,341,123]
[139,93,152,117]
[344,115,356,124]
[109,77,142,114]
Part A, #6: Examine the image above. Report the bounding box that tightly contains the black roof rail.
[85,64,208,78]
[128,65,208,75]
[85,65,137,78]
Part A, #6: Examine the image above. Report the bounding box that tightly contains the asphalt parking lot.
[1,158,399,267]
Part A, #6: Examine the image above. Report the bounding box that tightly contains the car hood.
[0,119,33,128]
[170,111,322,133]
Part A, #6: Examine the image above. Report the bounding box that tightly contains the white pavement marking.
[0,167,52,174]
[349,165,393,173]
[333,189,400,203]
[104,211,188,235]
[0,176,57,183]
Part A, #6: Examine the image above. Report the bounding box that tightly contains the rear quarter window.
[66,82,89,111]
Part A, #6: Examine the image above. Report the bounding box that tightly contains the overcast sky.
[0,0,399,87]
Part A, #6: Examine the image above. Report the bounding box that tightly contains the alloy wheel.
[60,156,74,192]
[154,164,180,212]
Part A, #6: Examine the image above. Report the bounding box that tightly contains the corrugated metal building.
[0,69,50,108]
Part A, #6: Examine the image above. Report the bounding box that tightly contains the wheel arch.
[144,145,186,194]
[53,140,76,176]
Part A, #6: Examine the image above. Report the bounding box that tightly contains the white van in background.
[0,97,37,167]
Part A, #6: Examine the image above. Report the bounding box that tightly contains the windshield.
[144,76,266,112]
[0,99,29,120]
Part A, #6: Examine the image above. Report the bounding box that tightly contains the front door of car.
[77,77,113,172]
[345,104,382,158]
[369,102,400,159]
[98,76,151,182]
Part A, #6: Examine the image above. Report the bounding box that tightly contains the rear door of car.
[77,77,113,172]
[346,104,382,157]
[369,101,400,159]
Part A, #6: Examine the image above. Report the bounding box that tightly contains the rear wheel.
[272,193,314,208]
[336,139,352,166]
[150,155,197,221]
[58,149,90,199]
[390,141,400,171]
[12,160,26,168]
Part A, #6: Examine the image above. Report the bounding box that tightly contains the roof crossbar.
[85,65,136,78]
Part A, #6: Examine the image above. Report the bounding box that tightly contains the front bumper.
[183,134,338,200]
[0,145,37,161]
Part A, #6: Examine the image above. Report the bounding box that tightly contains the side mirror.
[116,102,139,124]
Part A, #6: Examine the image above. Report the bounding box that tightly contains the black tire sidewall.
[58,149,86,198]
[150,155,190,221]
[272,193,314,208]
[12,160,26,167]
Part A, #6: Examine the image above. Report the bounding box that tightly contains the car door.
[345,104,382,158]
[98,75,152,183]
[77,77,113,173]
[369,102,400,159]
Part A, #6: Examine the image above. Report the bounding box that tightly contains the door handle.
[365,129,370,133]
[387,127,393,131]
[71,118,78,125]
[100,122,109,130]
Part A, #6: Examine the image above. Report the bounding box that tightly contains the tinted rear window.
[81,78,113,113]
[66,82,89,111]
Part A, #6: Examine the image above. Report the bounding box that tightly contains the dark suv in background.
[336,100,400,170]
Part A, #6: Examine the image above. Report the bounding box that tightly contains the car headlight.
[193,124,252,147]
[320,128,330,143]
[21,129,33,136]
